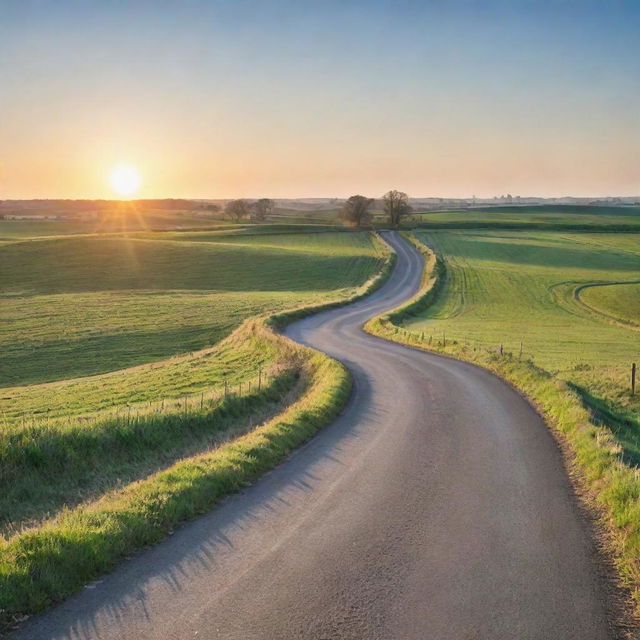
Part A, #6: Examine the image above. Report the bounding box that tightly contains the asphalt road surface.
[14,232,617,639]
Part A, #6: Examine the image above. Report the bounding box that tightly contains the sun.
[108,164,142,197]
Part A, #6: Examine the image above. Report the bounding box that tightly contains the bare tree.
[341,195,374,227]
[383,190,411,227]
[204,203,221,216]
[224,199,250,222]
[251,198,274,221]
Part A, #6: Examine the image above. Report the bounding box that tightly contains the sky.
[1,0,639,199]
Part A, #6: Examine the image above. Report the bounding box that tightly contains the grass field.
[1,231,382,386]
[401,230,640,462]
[0,228,385,529]
[579,282,640,328]
[366,231,640,619]
[0,223,392,626]
[0,209,234,242]
[416,205,640,231]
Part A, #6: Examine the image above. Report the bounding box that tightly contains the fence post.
[499,344,503,356]
[258,368,262,390]
[519,342,523,360]
[224,378,228,398]
[632,362,637,396]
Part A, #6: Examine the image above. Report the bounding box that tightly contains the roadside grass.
[0,357,300,539]
[0,231,395,631]
[0,348,351,627]
[366,234,640,622]
[402,231,640,402]
[0,231,383,385]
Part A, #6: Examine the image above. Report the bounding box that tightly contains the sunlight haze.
[1,0,638,199]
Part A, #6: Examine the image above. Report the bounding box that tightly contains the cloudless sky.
[1,0,638,198]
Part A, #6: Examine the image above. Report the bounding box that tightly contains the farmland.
[416,204,640,231]
[0,226,385,538]
[1,230,381,386]
[401,229,640,460]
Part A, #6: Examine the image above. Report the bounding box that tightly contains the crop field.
[1,231,382,386]
[0,227,384,540]
[416,204,640,230]
[403,230,640,461]
[0,208,233,242]
[579,282,640,328]
[0,219,385,625]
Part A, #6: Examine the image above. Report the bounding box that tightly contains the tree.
[251,198,274,221]
[340,195,374,227]
[224,199,250,221]
[383,190,411,227]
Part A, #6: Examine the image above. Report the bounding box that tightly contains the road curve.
[14,232,616,639]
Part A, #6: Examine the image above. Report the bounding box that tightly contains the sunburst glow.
[108,165,142,197]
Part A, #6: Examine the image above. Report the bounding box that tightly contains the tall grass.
[0,349,351,625]
[0,357,300,538]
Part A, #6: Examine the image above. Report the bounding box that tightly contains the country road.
[13,232,617,639]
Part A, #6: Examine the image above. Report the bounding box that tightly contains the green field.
[366,229,640,619]
[416,205,640,231]
[0,226,385,536]
[0,208,235,242]
[0,217,386,624]
[579,282,640,328]
[1,231,382,386]
[403,230,640,461]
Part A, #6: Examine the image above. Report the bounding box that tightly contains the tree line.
[340,190,412,228]
[203,190,412,226]
[203,198,275,222]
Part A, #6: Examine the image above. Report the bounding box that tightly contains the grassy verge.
[0,353,300,538]
[0,233,395,632]
[365,234,640,624]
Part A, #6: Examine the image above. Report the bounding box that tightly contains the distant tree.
[383,190,411,227]
[224,199,250,221]
[206,203,221,215]
[341,195,374,227]
[251,198,274,221]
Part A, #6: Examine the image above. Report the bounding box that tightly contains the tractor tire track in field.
[13,232,619,639]
[574,280,640,331]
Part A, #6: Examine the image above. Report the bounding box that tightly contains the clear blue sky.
[1,0,638,198]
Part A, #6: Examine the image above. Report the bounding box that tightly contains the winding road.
[14,232,616,639]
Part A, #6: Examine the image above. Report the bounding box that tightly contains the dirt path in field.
[13,232,619,639]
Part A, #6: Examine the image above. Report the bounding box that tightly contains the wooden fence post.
[632,362,637,396]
